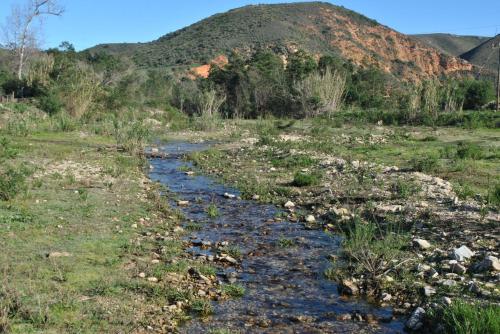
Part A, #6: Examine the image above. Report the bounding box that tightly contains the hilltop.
[89,2,473,80]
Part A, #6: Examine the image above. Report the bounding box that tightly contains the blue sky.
[1,0,499,51]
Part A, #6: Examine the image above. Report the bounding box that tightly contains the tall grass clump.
[295,67,346,118]
[340,218,409,279]
[436,301,500,334]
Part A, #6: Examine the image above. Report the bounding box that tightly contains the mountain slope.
[412,33,489,57]
[89,2,473,80]
[460,34,500,73]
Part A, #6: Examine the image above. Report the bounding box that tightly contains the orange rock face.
[317,9,472,81]
[190,55,229,79]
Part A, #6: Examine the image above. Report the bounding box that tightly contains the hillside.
[412,33,489,56]
[460,34,500,73]
[89,2,473,81]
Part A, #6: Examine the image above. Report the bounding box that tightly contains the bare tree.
[2,0,64,79]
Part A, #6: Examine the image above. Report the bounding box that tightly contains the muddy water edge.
[147,141,405,333]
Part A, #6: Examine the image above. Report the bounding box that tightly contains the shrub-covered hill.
[88,2,474,81]
[460,34,500,73]
[412,33,490,57]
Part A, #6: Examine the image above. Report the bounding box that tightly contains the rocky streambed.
[148,142,405,333]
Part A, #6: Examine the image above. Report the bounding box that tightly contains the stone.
[423,286,436,297]
[252,194,260,200]
[147,277,158,283]
[224,192,236,199]
[138,272,146,278]
[305,215,316,223]
[339,279,359,296]
[453,245,474,262]
[284,201,295,209]
[185,171,195,176]
[405,307,426,331]
[449,260,467,274]
[413,239,431,250]
[177,200,189,206]
[473,256,500,272]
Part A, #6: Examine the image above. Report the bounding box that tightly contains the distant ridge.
[412,33,490,57]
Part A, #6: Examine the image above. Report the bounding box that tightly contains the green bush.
[292,171,321,187]
[37,92,63,115]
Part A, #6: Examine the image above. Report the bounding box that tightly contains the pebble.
[138,272,146,278]
[305,215,316,223]
[177,200,190,206]
[284,201,295,209]
[252,194,260,200]
[224,192,236,199]
[147,277,158,283]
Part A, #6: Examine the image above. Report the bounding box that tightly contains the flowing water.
[148,141,405,333]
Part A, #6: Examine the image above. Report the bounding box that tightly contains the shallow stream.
[148,141,405,333]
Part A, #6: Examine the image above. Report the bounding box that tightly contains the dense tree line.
[0,45,496,124]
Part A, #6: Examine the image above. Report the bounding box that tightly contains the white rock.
[453,245,474,262]
[147,277,158,283]
[224,192,236,199]
[177,200,189,206]
[284,201,295,209]
[252,194,260,200]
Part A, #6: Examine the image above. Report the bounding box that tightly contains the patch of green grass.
[392,179,421,199]
[222,284,245,298]
[455,142,484,160]
[410,153,439,172]
[436,301,500,334]
[271,154,316,168]
[206,203,219,218]
[487,183,500,207]
[278,236,295,248]
[189,299,213,317]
